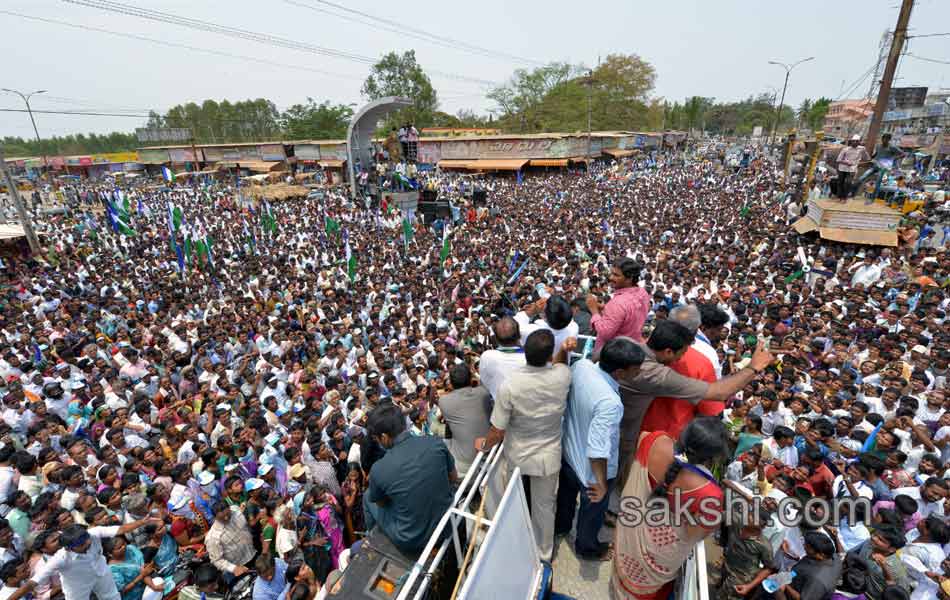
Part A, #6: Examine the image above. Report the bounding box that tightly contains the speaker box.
[472,189,487,206]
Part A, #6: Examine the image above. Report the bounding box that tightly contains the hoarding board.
[136,128,192,143]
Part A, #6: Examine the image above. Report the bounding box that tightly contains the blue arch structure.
[346,96,413,198]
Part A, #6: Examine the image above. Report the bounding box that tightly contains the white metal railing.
[679,539,710,600]
[568,334,597,364]
[395,442,505,600]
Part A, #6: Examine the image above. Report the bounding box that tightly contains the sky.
[1,0,949,140]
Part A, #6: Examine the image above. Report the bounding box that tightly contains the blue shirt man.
[252,556,287,600]
[554,338,643,559]
[562,359,624,487]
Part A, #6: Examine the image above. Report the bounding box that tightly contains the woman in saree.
[611,417,728,600]
[295,486,342,585]
[102,536,167,600]
[140,521,181,576]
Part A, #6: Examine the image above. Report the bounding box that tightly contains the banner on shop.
[138,149,169,164]
[319,144,348,161]
[294,145,321,161]
[258,144,286,161]
[168,149,200,163]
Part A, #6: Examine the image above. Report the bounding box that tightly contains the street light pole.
[0,145,42,254]
[767,57,814,146]
[2,89,49,181]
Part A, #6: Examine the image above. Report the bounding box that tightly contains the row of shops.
[4,130,689,181]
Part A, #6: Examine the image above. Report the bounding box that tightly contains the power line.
[29,94,157,113]
[284,0,544,66]
[1,108,151,118]
[905,53,950,65]
[835,62,879,101]
[4,9,483,103]
[1,10,366,84]
[908,32,950,38]
[60,0,497,87]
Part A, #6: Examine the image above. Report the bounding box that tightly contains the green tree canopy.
[1,132,138,157]
[361,50,438,128]
[281,99,353,140]
[488,55,656,133]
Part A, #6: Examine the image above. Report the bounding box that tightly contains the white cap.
[850,134,861,141]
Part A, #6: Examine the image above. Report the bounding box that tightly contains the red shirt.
[640,346,722,440]
[808,462,836,498]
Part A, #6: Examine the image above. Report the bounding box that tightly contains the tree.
[487,62,582,132]
[161,98,281,143]
[281,99,353,140]
[683,96,714,135]
[487,55,656,133]
[797,99,813,127]
[590,54,656,131]
[362,50,438,128]
[806,97,832,131]
[1,132,138,156]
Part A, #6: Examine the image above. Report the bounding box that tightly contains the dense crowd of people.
[0,145,947,600]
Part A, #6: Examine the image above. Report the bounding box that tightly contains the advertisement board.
[319,143,348,160]
[136,128,192,143]
[138,149,170,164]
[168,149,199,163]
[258,144,286,161]
[294,144,321,161]
[417,140,442,164]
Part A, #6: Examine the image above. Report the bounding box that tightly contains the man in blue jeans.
[554,337,644,560]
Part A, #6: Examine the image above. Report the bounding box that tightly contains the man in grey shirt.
[438,363,491,476]
[618,320,774,486]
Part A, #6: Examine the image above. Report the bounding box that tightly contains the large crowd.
[0,145,947,600]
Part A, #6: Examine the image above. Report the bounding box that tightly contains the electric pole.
[865,0,914,150]
[0,145,42,254]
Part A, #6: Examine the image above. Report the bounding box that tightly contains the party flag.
[402,217,413,251]
[325,215,340,236]
[440,225,451,267]
[346,238,356,282]
[507,257,529,285]
[508,250,520,274]
[106,201,135,236]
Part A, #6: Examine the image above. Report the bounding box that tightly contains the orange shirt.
[640,346,721,440]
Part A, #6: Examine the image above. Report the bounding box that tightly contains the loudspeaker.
[420,188,439,203]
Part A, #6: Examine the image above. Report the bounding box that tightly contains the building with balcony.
[823,99,874,140]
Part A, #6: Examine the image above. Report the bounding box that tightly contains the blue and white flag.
[506,257,529,285]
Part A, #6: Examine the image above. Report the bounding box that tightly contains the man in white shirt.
[696,304,728,378]
[831,462,874,501]
[895,477,948,518]
[513,295,578,353]
[10,518,162,600]
[477,317,526,399]
[849,254,882,288]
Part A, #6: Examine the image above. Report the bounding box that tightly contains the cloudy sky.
[2,0,949,139]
